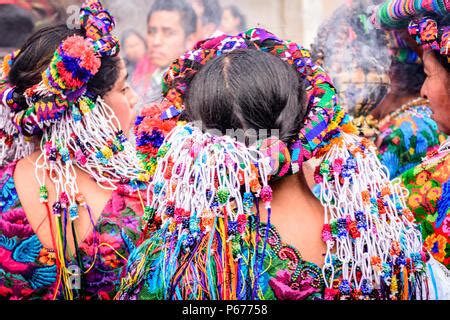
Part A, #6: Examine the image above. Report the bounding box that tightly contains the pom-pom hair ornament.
[120,28,441,300]
[0,0,145,300]
[0,51,34,165]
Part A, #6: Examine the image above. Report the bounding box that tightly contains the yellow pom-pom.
[168,222,177,233]
[101,146,113,159]
[138,172,150,182]
[79,99,91,115]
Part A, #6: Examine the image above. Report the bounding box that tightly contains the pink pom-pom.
[260,186,273,203]
[332,158,344,174]
[322,224,333,242]
[75,150,87,166]
[324,288,339,300]
[61,36,101,74]
[60,192,69,206]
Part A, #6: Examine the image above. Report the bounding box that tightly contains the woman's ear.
[302,159,320,193]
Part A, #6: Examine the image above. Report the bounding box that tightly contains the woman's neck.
[259,173,326,266]
[268,173,323,217]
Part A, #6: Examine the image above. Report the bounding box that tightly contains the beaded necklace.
[257,223,328,290]
[377,97,430,129]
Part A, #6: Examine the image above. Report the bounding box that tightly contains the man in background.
[221,5,247,35]
[192,0,223,39]
[143,0,197,105]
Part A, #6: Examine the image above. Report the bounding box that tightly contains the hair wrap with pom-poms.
[125,28,436,300]
[135,28,350,179]
[14,0,121,138]
[80,0,120,57]
[0,0,145,300]
[119,124,275,300]
[372,0,449,29]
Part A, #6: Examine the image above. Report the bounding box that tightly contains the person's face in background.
[103,58,139,135]
[421,51,450,135]
[191,0,205,36]
[191,0,217,39]
[221,9,240,35]
[147,10,196,69]
[124,33,147,64]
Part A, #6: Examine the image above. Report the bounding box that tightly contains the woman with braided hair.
[0,0,148,300]
[120,29,449,300]
[372,0,450,272]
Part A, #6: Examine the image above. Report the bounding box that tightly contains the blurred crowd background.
[3,0,349,44]
[102,0,349,50]
[0,0,377,110]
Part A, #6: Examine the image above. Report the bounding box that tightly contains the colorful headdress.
[0,50,34,164]
[408,16,450,63]
[372,0,450,63]
[121,29,431,300]
[136,28,350,178]
[0,0,145,299]
[388,29,422,63]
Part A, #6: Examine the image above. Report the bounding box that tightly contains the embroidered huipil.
[377,104,447,179]
[401,149,450,270]
[0,161,145,300]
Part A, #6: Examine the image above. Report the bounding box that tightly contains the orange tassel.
[402,270,409,301]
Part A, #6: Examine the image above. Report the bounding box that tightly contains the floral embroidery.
[38,248,56,266]
[0,208,33,239]
[378,105,446,178]
[424,234,447,263]
[402,151,450,269]
[269,270,320,300]
[442,216,450,236]
[0,177,19,212]
[0,161,145,300]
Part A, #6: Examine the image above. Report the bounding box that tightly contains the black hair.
[185,49,307,144]
[0,4,34,49]
[9,24,120,100]
[198,0,222,27]
[390,59,426,95]
[224,5,247,32]
[121,29,148,51]
[147,0,197,37]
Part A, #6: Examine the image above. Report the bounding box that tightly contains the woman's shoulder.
[380,104,442,138]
